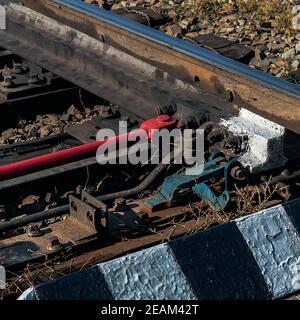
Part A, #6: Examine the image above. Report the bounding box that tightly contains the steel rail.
[3,0,300,133]
[55,0,300,100]
[2,1,236,123]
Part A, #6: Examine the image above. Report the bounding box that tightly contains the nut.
[46,236,62,252]
[27,223,42,237]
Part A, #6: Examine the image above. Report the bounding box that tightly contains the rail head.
[4,0,300,133]
[55,0,300,100]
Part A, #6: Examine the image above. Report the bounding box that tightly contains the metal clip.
[144,151,246,212]
[69,190,107,237]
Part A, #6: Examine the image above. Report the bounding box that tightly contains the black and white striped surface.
[19,198,300,300]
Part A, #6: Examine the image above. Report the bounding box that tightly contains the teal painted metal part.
[192,183,230,210]
[144,151,241,211]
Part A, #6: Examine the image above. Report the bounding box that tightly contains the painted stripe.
[23,265,113,300]
[18,287,37,300]
[169,222,269,299]
[98,243,197,300]
[236,203,300,298]
[18,198,300,300]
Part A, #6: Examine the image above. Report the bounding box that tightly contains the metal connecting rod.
[0,115,176,181]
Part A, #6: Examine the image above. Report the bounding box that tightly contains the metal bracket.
[69,190,107,237]
[144,151,245,212]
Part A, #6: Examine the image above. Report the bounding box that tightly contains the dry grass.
[0,248,89,300]
[239,0,294,33]
[149,179,290,242]
[186,179,290,235]
[193,0,295,33]
[234,180,289,214]
[0,255,65,300]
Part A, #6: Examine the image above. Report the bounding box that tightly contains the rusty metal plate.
[112,6,167,27]
[188,34,254,64]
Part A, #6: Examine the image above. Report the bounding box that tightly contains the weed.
[192,0,295,33]
[187,179,289,234]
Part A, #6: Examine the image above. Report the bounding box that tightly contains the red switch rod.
[0,115,176,181]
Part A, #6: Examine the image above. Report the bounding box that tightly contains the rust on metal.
[16,0,300,134]
[186,34,254,64]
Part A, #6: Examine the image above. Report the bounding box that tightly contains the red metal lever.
[0,115,176,181]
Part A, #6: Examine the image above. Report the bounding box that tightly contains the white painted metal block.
[221,108,286,173]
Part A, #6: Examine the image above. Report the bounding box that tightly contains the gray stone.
[282,48,295,60]
[267,42,286,53]
[1,128,15,140]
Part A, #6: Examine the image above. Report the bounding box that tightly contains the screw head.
[27,223,42,237]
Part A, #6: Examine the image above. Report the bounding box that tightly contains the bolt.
[12,62,28,75]
[1,76,14,88]
[46,236,62,252]
[207,129,225,144]
[28,73,45,85]
[27,223,42,237]
[231,166,247,180]
[99,105,115,118]
[281,169,290,176]
[157,102,177,116]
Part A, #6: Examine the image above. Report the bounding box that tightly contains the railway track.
[0,0,300,300]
